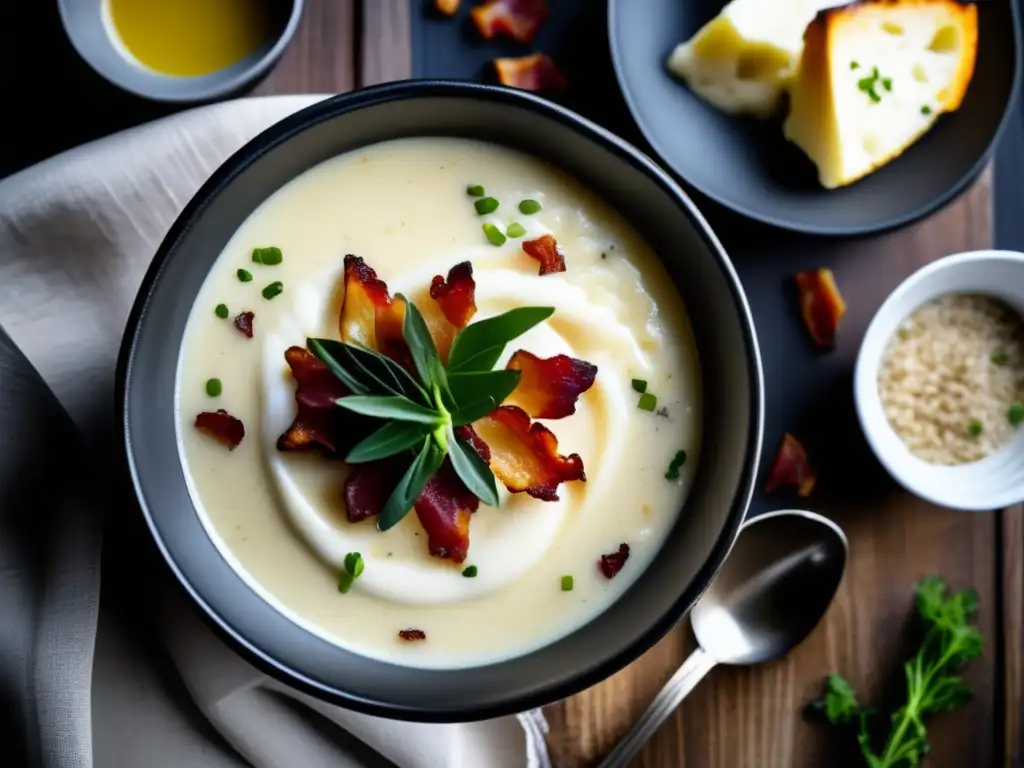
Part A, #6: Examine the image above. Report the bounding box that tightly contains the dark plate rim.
[116,80,765,721]
[607,0,1024,236]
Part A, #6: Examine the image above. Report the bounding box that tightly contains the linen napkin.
[0,94,551,768]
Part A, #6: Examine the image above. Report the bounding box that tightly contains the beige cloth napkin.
[0,94,551,768]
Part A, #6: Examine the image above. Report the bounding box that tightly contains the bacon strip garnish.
[338,255,409,367]
[277,346,365,456]
[764,433,816,497]
[435,0,460,15]
[430,262,477,328]
[344,456,407,523]
[195,410,245,449]
[794,269,846,349]
[473,405,584,501]
[522,235,566,276]
[493,53,568,93]
[505,351,597,419]
[234,311,254,338]
[471,0,549,44]
[599,543,630,579]
[398,629,426,641]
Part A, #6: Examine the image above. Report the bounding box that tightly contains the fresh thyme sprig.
[308,300,554,531]
[810,577,983,767]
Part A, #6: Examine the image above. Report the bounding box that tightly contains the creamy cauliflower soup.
[176,138,701,668]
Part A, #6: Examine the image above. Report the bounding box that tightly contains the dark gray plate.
[609,0,1021,235]
[118,81,764,721]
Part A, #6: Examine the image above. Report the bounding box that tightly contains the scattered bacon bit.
[338,255,410,366]
[473,405,585,501]
[764,433,817,498]
[430,261,477,329]
[435,0,460,15]
[493,53,568,93]
[505,350,597,419]
[522,235,566,276]
[233,310,254,338]
[277,346,363,456]
[598,543,630,579]
[471,0,549,44]
[398,629,426,641]
[794,269,846,349]
[343,457,406,523]
[195,409,245,449]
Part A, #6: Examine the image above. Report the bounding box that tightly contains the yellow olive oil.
[106,0,278,78]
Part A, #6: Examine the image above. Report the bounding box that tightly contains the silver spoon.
[597,508,848,768]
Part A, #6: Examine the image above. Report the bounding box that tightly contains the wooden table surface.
[6,0,1016,765]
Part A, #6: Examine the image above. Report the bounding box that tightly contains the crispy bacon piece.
[338,255,409,365]
[195,409,245,449]
[435,0,460,15]
[277,346,361,456]
[598,543,630,579]
[471,0,549,44]
[398,629,426,641]
[764,433,816,498]
[505,350,597,419]
[343,456,407,523]
[473,405,584,501]
[430,262,477,328]
[795,269,846,349]
[234,311,254,338]
[493,53,568,93]
[522,235,566,276]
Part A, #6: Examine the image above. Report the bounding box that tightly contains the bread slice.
[783,0,978,189]
[667,0,825,117]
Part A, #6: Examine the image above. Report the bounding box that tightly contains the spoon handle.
[595,647,717,768]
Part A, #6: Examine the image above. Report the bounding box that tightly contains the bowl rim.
[853,248,1024,511]
[607,0,1023,236]
[57,0,304,103]
[117,80,765,720]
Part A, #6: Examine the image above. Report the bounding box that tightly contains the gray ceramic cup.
[118,81,765,722]
[58,0,303,102]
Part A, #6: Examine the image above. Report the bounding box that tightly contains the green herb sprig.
[810,577,982,767]
[309,300,554,531]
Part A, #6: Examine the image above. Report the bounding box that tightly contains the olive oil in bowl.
[105,0,281,78]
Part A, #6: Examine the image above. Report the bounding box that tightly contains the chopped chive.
[968,419,983,437]
[237,268,253,282]
[474,197,500,215]
[897,328,910,340]
[214,303,230,319]
[262,281,284,300]
[881,77,892,92]
[1009,403,1024,427]
[205,378,222,397]
[850,60,860,70]
[344,551,364,578]
[631,378,648,394]
[561,575,574,591]
[466,184,485,197]
[338,573,355,594]
[506,222,526,238]
[518,199,542,215]
[921,105,933,115]
[665,449,688,480]
[992,350,1009,365]
[462,565,478,578]
[482,223,507,246]
[252,246,283,265]
[638,392,657,412]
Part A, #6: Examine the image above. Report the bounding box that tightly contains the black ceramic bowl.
[609,0,1021,235]
[118,81,764,722]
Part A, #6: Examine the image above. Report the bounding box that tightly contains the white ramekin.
[854,249,1024,511]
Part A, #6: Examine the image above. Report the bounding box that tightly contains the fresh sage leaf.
[335,395,442,424]
[309,338,370,395]
[447,307,554,373]
[448,428,500,508]
[342,342,429,405]
[399,296,442,389]
[346,421,432,463]
[448,369,521,410]
[378,437,446,531]
[451,396,498,427]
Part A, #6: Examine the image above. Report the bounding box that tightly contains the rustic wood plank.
[1003,505,1024,768]
[359,0,413,86]
[252,0,357,94]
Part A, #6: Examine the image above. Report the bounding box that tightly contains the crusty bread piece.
[783,0,978,189]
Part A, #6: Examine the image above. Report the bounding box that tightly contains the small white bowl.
[854,249,1024,511]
